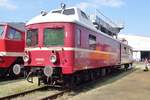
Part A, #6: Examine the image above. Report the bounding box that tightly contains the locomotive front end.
[0,23,25,77]
[24,22,74,85]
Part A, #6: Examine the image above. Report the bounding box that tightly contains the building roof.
[119,34,150,51]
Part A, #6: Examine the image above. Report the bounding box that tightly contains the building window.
[89,34,96,50]
[7,28,21,40]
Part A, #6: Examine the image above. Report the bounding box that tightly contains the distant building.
[118,34,150,61]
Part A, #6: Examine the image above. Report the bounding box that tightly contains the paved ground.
[64,64,150,100]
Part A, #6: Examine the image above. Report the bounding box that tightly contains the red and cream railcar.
[0,22,25,77]
[24,7,132,86]
[120,43,133,68]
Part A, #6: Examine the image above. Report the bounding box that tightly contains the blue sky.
[0,0,149,36]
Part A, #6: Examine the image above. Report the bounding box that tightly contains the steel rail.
[40,68,135,100]
[40,89,70,100]
[0,86,48,100]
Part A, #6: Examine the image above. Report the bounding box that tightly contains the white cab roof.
[26,7,95,29]
[26,7,126,44]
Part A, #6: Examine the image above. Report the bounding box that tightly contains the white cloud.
[76,2,98,11]
[96,0,125,7]
[76,2,90,10]
[0,0,17,10]
[76,0,125,10]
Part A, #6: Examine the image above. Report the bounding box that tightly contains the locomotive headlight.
[23,55,29,62]
[50,55,57,63]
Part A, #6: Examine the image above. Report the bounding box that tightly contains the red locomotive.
[0,22,25,77]
[24,5,133,86]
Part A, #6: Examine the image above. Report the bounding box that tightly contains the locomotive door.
[5,26,24,52]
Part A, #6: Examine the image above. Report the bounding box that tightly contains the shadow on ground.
[70,67,137,96]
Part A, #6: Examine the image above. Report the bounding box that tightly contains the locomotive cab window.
[0,25,4,37]
[89,34,96,50]
[7,28,21,40]
[52,8,75,15]
[81,11,88,20]
[44,28,64,46]
[26,29,38,47]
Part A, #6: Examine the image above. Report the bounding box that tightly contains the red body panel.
[0,40,5,51]
[74,24,120,71]
[5,39,24,52]
[26,50,74,74]
[26,23,75,74]
[0,57,16,68]
[25,22,122,74]
[0,24,25,68]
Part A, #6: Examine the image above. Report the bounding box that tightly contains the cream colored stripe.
[0,52,25,57]
[25,47,116,55]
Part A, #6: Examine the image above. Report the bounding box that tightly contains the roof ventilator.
[41,11,48,16]
[60,3,66,14]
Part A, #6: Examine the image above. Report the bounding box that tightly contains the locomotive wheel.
[12,64,22,75]
[9,64,22,78]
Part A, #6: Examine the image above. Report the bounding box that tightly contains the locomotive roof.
[26,7,95,29]
[0,22,25,32]
[26,7,130,47]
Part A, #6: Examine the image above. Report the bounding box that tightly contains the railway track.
[0,84,69,100]
[39,68,135,100]
[0,68,135,100]
[40,89,70,100]
[40,69,134,100]
[0,86,48,100]
[0,78,24,86]
[0,76,25,82]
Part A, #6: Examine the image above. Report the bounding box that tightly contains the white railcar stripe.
[0,52,25,57]
[25,47,117,55]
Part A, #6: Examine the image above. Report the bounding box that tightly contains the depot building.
[118,34,150,61]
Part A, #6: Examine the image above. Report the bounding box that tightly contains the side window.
[0,26,4,38]
[124,47,127,53]
[81,11,88,20]
[7,28,21,40]
[124,46,130,54]
[76,29,81,47]
[14,31,21,39]
[26,29,38,47]
[89,34,96,50]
